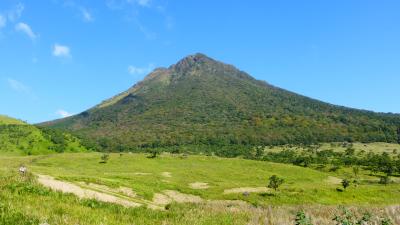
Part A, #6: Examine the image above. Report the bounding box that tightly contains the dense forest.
[41,54,400,151]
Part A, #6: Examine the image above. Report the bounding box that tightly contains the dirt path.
[37,175,141,208]
[325,176,342,185]
[189,182,209,189]
[223,187,269,194]
[161,172,172,178]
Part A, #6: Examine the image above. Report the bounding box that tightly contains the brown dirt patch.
[161,172,172,178]
[37,175,141,208]
[223,187,269,194]
[189,182,209,189]
[325,176,342,185]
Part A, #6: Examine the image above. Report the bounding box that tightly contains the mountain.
[41,53,400,151]
[0,115,87,155]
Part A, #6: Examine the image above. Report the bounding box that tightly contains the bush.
[341,179,350,190]
[295,211,313,225]
[333,207,371,225]
[268,175,284,191]
[379,176,391,185]
[100,153,110,163]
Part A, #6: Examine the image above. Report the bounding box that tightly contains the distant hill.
[0,115,25,125]
[0,115,87,155]
[41,53,400,151]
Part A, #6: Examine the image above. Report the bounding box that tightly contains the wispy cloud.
[62,1,94,23]
[7,78,30,93]
[15,22,38,40]
[0,3,25,30]
[56,109,73,118]
[7,3,24,22]
[106,0,173,40]
[0,15,6,28]
[52,44,71,58]
[135,20,157,40]
[80,7,94,22]
[128,63,155,75]
[135,0,151,7]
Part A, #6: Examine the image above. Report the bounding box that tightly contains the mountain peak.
[171,53,214,72]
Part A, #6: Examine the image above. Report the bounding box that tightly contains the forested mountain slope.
[41,54,400,150]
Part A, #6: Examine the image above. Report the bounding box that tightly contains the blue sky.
[1,0,400,123]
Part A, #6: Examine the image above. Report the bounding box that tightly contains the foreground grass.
[1,152,400,224]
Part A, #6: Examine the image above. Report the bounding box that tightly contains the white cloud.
[15,22,38,40]
[136,21,156,40]
[7,3,24,22]
[126,0,151,7]
[56,110,73,118]
[52,44,71,58]
[137,0,151,7]
[0,15,6,28]
[128,63,155,75]
[7,78,29,93]
[80,8,94,22]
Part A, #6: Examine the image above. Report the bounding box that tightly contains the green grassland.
[0,115,25,125]
[25,153,400,205]
[0,146,400,224]
[0,116,87,155]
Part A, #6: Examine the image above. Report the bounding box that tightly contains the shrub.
[100,153,110,163]
[379,176,391,185]
[268,175,284,191]
[295,211,313,225]
[341,179,350,190]
[333,207,371,225]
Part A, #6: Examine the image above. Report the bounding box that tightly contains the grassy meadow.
[1,144,400,224]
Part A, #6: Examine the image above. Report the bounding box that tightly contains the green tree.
[341,179,350,190]
[100,153,110,163]
[268,175,284,191]
[147,149,160,158]
[397,127,400,144]
[352,166,360,179]
[379,176,391,185]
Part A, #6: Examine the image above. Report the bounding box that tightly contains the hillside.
[0,115,25,125]
[0,115,87,155]
[42,53,400,151]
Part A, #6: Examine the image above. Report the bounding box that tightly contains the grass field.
[265,142,400,155]
[1,148,400,224]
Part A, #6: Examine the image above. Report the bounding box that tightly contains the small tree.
[147,149,160,158]
[255,146,264,159]
[341,179,350,190]
[379,176,391,185]
[268,175,284,191]
[100,153,110,163]
[352,166,360,179]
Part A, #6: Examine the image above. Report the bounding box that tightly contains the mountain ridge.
[41,53,400,151]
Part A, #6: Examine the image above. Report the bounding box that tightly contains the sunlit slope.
[0,115,87,155]
[42,54,400,150]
